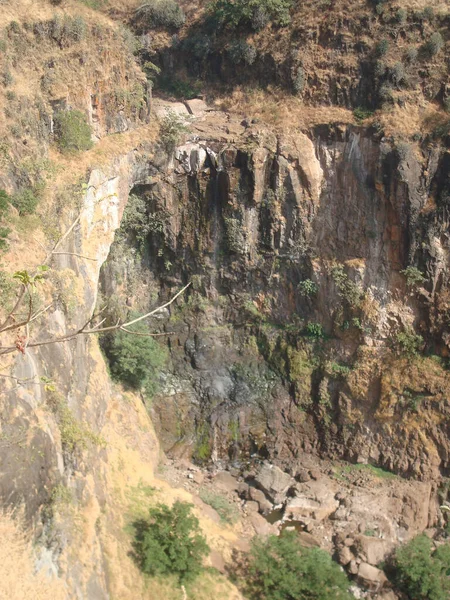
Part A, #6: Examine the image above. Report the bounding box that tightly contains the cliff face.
[101,116,450,482]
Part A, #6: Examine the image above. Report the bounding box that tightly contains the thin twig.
[52,252,98,262]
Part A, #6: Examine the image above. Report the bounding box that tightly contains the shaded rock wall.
[101,123,450,481]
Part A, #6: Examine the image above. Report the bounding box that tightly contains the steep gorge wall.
[101,122,450,482]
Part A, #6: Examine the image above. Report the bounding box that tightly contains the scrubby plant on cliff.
[298,279,318,297]
[107,318,168,397]
[392,535,450,600]
[209,0,293,31]
[131,501,209,583]
[159,110,190,153]
[135,0,185,29]
[401,266,425,288]
[11,188,40,215]
[243,531,351,600]
[54,110,93,154]
[393,328,424,358]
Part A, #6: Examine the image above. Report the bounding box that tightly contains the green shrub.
[131,501,209,583]
[421,6,435,22]
[159,110,190,152]
[107,319,168,397]
[244,531,351,600]
[401,265,425,287]
[228,40,257,65]
[209,0,293,31]
[331,265,363,307]
[394,329,423,357]
[305,322,325,339]
[54,110,93,154]
[353,107,374,122]
[391,62,406,86]
[11,188,40,215]
[375,39,389,57]
[0,190,11,250]
[298,279,318,297]
[136,0,185,29]
[405,47,418,63]
[396,8,407,24]
[293,66,305,95]
[424,32,444,57]
[199,489,239,524]
[393,535,450,600]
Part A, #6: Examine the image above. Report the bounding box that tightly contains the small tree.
[159,110,190,153]
[107,318,167,397]
[54,110,93,154]
[132,501,210,583]
[245,531,351,600]
[393,535,450,600]
[135,0,185,29]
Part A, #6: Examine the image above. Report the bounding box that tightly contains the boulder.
[249,487,273,513]
[337,546,354,566]
[245,501,260,513]
[296,531,320,548]
[356,562,388,591]
[354,535,395,566]
[214,471,240,493]
[249,513,277,536]
[255,463,294,504]
[285,480,339,522]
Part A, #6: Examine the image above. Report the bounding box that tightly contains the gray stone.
[255,463,294,504]
[356,562,388,591]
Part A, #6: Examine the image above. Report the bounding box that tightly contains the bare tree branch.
[0,283,191,356]
[52,252,98,262]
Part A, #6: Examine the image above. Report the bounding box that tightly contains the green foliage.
[328,362,351,378]
[401,266,425,287]
[298,279,318,297]
[158,75,201,100]
[193,423,211,462]
[132,501,209,583]
[353,107,374,122]
[244,531,351,600]
[375,39,389,57]
[54,110,93,154]
[46,391,104,453]
[107,319,168,397]
[393,535,450,600]
[396,8,407,24]
[394,329,424,358]
[293,66,305,94]
[224,216,246,254]
[424,32,444,57]
[228,40,257,65]
[159,110,190,153]
[209,0,293,31]
[405,46,418,64]
[137,0,185,29]
[11,188,40,215]
[331,265,363,307]
[304,322,324,339]
[199,489,239,524]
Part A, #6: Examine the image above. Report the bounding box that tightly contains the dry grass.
[214,86,354,130]
[0,510,66,600]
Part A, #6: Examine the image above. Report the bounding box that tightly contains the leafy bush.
[136,0,185,29]
[405,47,418,64]
[228,40,257,65]
[293,66,305,95]
[353,107,374,122]
[159,110,190,152]
[298,279,318,297]
[391,61,406,86]
[54,110,93,154]
[401,266,425,287]
[424,32,444,57]
[11,188,40,215]
[132,501,209,583]
[305,322,325,339]
[199,489,239,524]
[107,319,168,397]
[375,39,389,57]
[394,329,423,357]
[331,265,363,307]
[244,531,351,600]
[209,0,293,31]
[392,535,450,600]
[396,8,407,24]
